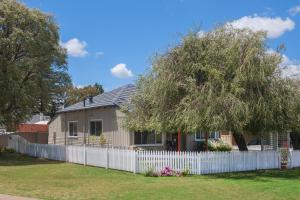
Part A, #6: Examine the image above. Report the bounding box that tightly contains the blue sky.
[23,0,300,91]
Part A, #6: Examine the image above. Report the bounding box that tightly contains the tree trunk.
[205,132,208,151]
[290,132,300,150]
[232,131,248,151]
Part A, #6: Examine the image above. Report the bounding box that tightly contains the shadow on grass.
[0,152,63,166]
[205,168,300,181]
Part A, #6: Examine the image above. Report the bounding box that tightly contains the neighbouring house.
[48,84,237,150]
[0,114,49,147]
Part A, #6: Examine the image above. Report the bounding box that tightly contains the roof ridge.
[112,85,127,105]
[57,84,136,113]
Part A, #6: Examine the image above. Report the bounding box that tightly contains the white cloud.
[267,49,300,79]
[280,55,300,79]
[95,51,104,57]
[289,6,300,16]
[75,85,84,89]
[111,63,134,78]
[281,64,300,79]
[197,30,205,38]
[228,16,295,38]
[61,38,88,57]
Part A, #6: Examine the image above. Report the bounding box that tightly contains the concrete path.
[0,194,38,200]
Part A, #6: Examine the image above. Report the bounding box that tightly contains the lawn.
[0,152,300,200]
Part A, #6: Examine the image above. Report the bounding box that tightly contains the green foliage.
[0,147,16,155]
[209,140,232,151]
[124,26,300,145]
[196,140,232,151]
[99,134,106,145]
[182,168,190,176]
[0,0,71,127]
[65,83,104,106]
[144,167,159,177]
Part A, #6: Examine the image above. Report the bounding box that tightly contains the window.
[210,131,220,139]
[90,120,102,136]
[195,131,205,141]
[195,131,220,141]
[69,122,78,137]
[134,131,162,145]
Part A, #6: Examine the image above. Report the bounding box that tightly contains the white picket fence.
[290,150,300,168]
[138,150,282,174]
[7,135,300,175]
[8,135,136,172]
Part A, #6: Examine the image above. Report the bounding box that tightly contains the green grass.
[0,152,300,200]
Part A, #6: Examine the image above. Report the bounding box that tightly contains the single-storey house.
[48,84,235,150]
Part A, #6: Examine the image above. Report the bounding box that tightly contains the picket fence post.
[106,148,109,169]
[289,150,293,169]
[133,151,137,174]
[256,151,259,170]
[197,152,201,175]
[83,144,87,166]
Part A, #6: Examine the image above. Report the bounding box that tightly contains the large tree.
[125,26,298,151]
[0,0,71,128]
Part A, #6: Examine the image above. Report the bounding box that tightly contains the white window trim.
[89,119,103,136]
[68,121,78,137]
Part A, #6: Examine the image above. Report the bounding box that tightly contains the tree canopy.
[65,83,104,106]
[0,0,71,128]
[124,26,300,150]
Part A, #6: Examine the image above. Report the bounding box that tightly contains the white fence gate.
[7,135,300,175]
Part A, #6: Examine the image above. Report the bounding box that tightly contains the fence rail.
[7,135,300,175]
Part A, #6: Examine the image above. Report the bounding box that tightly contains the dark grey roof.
[58,84,136,113]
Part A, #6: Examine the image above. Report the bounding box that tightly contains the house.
[16,124,48,144]
[48,84,235,150]
[0,114,49,147]
[48,84,137,147]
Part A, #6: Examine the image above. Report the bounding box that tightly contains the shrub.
[161,166,173,176]
[144,167,159,177]
[196,140,231,151]
[145,166,189,177]
[0,147,16,155]
[216,142,232,151]
[99,134,106,146]
[4,148,16,153]
[209,140,232,151]
[182,168,190,176]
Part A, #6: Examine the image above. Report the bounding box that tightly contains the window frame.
[210,131,220,139]
[195,131,220,141]
[68,121,78,137]
[89,119,103,136]
[195,131,205,141]
[134,130,163,146]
